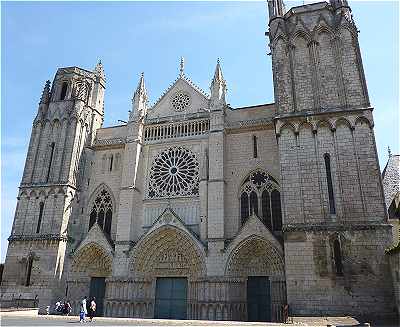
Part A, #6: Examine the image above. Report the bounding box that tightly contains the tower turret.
[267,0,285,20]
[129,72,148,121]
[3,63,106,313]
[210,59,227,111]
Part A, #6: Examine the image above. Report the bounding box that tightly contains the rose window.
[171,91,191,112]
[149,147,199,198]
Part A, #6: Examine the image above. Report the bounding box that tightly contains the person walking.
[79,296,88,323]
[88,297,96,322]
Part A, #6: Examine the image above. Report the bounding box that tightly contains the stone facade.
[1,0,397,322]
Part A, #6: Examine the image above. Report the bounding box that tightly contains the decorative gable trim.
[149,74,209,111]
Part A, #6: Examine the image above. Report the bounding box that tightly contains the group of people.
[55,300,72,315]
[79,296,97,323]
[53,296,96,323]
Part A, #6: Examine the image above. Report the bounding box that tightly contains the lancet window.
[240,170,282,232]
[88,188,113,237]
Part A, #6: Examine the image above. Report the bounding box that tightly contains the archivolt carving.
[131,226,206,278]
[225,236,284,278]
[71,242,112,276]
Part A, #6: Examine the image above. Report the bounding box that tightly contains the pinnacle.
[134,72,147,100]
[212,58,225,84]
[40,80,51,104]
[95,59,105,78]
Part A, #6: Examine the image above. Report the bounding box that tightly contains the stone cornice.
[8,234,69,242]
[283,222,391,233]
[274,106,373,121]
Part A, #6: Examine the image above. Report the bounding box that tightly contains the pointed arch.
[334,117,352,130]
[355,116,373,128]
[239,169,281,231]
[71,242,112,276]
[87,184,115,236]
[131,224,206,279]
[278,122,297,136]
[316,119,334,131]
[225,235,284,277]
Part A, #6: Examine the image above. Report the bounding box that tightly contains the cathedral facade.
[1,0,396,322]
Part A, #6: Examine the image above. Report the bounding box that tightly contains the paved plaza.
[1,310,398,327]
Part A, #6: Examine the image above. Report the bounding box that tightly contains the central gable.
[147,76,209,120]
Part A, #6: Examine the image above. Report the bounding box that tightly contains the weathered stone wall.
[388,250,400,316]
[269,2,369,114]
[285,227,395,317]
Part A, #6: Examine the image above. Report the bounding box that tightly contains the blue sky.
[1,1,399,261]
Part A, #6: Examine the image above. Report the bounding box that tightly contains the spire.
[267,0,285,20]
[210,59,227,110]
[179,57,185,77]
[40,80,51,104]
[94,59,105,79]
[130,72,148,121]
[212,58,224,84]
[388,146,392,158]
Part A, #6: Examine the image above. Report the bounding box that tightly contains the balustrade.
[144,120,209,142]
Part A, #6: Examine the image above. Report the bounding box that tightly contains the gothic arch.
[88,183,116,213]
[87,183,115,235]
[225,235,284,278]
[299,121,315,132]
[316,119,334,131]
[277,122,296,136]
[71,242,112,276]
[334,117,353,130]
[355,116,373,128]
[131,225,206,279]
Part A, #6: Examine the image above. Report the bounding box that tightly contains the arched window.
[239,170,282,232]
[324,153,336,215]
[88,188,113,237]
[240,193,249,224]
[60,82,68,100]
[261,190,272,230]
[36,202,44,233]
[271,190,282,231]
[333,239,343,276]
[46,142,55,182]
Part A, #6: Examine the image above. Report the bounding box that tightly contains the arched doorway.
[225,236,286,322]
[68,243,112,316]
[131,225,206,319]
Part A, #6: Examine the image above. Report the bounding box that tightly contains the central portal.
[154,277,188,319]
[247,276,271,321]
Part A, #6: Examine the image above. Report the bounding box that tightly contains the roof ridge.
[149,74,210,109]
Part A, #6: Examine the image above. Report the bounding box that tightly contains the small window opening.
[109,155,114,172]
[324,153,336,215]
[253,135,258,158]
[36,202,44,233]
[60,82,68,100]
[25,257,33,286]
[333,239,343,276]
[46,142,55,182]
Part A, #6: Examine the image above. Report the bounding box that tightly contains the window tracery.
[148,147,199,198]
[171,91,191,112]
[240,170,282,232]
[88,188,113,236]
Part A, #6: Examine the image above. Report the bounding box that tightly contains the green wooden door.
[89,277,106,316]
[247,276,271,321]
[154,277,187,319]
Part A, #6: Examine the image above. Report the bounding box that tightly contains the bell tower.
[268,0,394,318]
[2,62,106,312]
